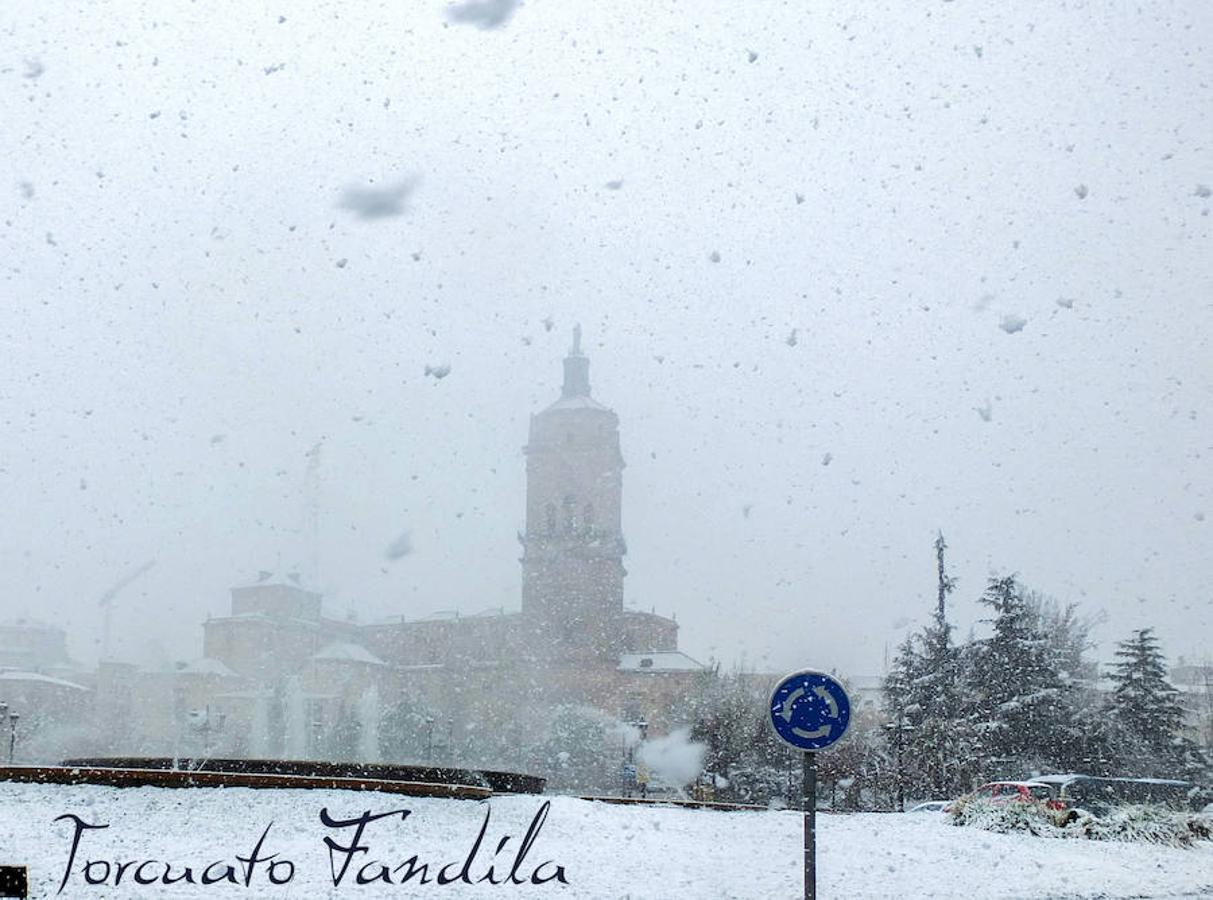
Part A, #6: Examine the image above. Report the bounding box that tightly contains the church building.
[92,332,705,773]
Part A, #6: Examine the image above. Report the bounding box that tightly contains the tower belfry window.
[563,495,577,532]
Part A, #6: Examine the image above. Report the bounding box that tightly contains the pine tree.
[882,534,974,799]
[1106,628,1187,776]
[882,636,921,808]
[965,574,1073,777]
[908,534,969,795]
[1023,592,1110,773]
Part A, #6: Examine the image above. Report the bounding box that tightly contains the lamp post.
[195,706,225,759]
[8,712,18,765]
[882,712,915,812]
[0,703,7,764]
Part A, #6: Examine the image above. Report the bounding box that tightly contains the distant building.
[88,332,705,774]
[0,619,90,760]
[0,618,72,674]
[1172,663,1213,747]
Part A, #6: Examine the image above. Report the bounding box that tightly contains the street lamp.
[882,716,912,812]
[195,706,225,759]
[8,712,18,765]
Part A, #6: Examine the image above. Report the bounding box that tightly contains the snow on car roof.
[1031,773,1191,787]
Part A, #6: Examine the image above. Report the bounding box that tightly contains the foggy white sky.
[1,0,1210,677]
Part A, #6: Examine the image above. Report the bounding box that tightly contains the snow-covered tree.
[882,535,976,801]
[687,665,793,806]
[882,636,919,808]
[1104,628,1198,778]
[379,696,438,764]
[531,706,617,793]
[1023,592,1112,774]
[964,574,1077,778]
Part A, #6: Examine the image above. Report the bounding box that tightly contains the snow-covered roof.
[542,395,612,413]
[176,657,239,678]
[618,651,707,673]
[1032,773,1087,785]
[312,642,385,666]
[418,610,460,621]
[211,689,271,700]
[0,671,89,691]
[207,612,321,629]
[982,780,1052,788]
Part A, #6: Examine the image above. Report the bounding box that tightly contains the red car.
[963,780,1066,811]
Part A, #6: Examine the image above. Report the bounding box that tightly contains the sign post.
[768,670,852,900]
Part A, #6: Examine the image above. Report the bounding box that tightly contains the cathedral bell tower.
[520,327,626,660]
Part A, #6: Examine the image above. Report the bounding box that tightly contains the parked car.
[956,781,1066,812]
[1032,774,1201,818]
[907,800,950,813]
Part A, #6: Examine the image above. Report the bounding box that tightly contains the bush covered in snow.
[1071,806,1213,847]
[951,799,1213,848]
[950,799,1067,837]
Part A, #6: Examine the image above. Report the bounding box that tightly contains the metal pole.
[803,751,816,900]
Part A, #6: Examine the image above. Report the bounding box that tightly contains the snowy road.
[1,784,1210,898]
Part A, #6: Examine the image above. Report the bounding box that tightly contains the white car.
[908,800,950,813]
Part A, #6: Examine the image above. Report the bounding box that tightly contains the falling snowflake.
[337,178,418,220]
[1000,314,1027,334]
[385,531,413,560]
[446,0,518,30]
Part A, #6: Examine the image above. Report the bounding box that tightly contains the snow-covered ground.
[1,784,1210,899]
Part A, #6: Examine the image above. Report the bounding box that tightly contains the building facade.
[84,332,704,779]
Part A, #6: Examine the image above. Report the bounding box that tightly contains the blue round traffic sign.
[768,670,852,752]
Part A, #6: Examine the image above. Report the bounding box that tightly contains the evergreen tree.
[1024,592,1111,773]
[965,574,1074,777]
[1105,628,1187,776]
[907,534,970,795]
[882,534,975,799]
[882,636,922,807]
[379,696,437,763]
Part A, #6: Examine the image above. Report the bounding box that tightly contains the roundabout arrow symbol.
[813,685,839,719]
[792,724,832,740]
[779,687,805,722]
